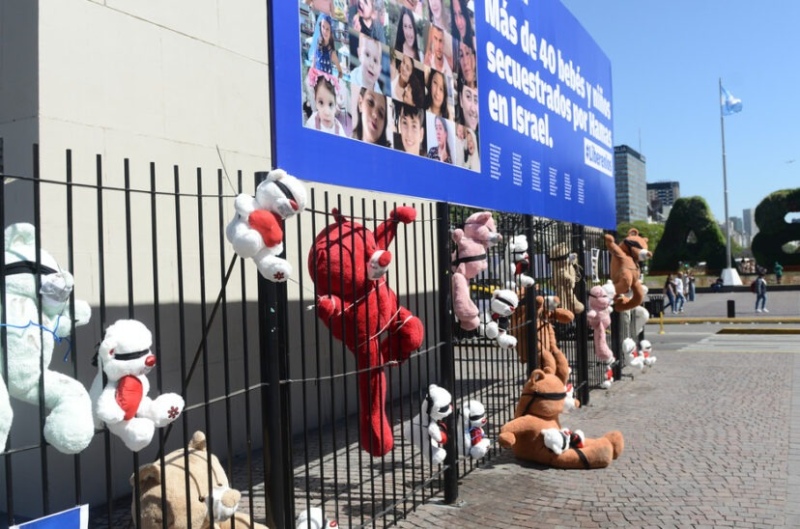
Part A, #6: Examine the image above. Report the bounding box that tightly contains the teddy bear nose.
[290,199,298,211]
[145,355,156,367]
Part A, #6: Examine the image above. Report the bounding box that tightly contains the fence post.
[525,214,537,376]
[257,172,293,529]
[436,202,458,504]
[610,310,622,381]
[572,224,590,405]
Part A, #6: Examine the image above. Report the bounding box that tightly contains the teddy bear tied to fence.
[0,223,94,455]
[308,207,424,457]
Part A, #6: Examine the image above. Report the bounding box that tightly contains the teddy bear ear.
[627,228,639,237]
[189,431,207,451]
[266,168,287,182]
[132,463,162,490]
[4,222,36,252]
[532,369,547,382]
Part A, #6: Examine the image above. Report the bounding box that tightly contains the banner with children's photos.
[273,0,615,229]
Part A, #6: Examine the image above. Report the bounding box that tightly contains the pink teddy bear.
[586,285,614,364]
[450,228,487,331]
[462,211,502,249]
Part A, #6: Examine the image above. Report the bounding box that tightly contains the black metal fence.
[0,146,621,529]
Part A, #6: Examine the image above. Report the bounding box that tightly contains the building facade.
[646,180,680,222]
[613,144,648,224]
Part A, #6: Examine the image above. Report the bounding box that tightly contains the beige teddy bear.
[132,431,267,528]
[548,241,584,314]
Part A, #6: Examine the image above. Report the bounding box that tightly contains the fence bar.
[257,172,292,529]
[525,214,537,376]
[436,202,458,504]
[572,224,590,405]
[611,310,622,381]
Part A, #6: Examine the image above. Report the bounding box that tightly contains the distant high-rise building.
[614,145,648,224]
[730,216,743,234]
[647,181,680,208]
[743,208,758,238]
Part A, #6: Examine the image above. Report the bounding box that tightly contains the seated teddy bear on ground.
[499,367,624,469]
[134,430,268,528]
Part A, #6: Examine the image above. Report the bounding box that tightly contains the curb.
[716,327,800,335]
[646,317,800,325]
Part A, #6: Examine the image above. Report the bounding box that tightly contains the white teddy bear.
[600,366,614,389]
[623,337,644,370]
[225,168,308,282]
[89,319,184,452]
[403,383,453,465]
[0,223,94,454]
[639,339,657,366]
[461,399,491,459]
[504,234,535,289]
[482,288,519,349]
[296,507,338,528]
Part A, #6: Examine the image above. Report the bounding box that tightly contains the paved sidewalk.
[393,293,800,529]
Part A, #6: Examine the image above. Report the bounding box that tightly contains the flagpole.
[719,78,733,275]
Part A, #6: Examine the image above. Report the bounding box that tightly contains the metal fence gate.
[0,147,621,529]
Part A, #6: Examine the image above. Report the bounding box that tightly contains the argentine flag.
[721,86,742,116]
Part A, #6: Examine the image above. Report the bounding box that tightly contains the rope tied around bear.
[519,390,567,416]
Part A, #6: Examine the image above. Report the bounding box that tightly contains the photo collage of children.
[300,0,480,172]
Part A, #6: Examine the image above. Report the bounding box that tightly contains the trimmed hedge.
[751,188,800,267]
[650,196,727,271]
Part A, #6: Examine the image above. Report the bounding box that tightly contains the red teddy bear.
[308,207,424,456]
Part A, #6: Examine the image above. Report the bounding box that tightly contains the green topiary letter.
[751,188,800,267]
[650,197,727,271]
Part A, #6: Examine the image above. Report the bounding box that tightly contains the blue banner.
[273,0,614,228]
[11,505,88,528]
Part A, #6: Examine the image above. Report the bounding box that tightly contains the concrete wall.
[0,1,438,520]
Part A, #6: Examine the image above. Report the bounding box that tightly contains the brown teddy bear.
[498,367,624,469]
[132,431,267,528]
[517,295,573,384]
[548,241,584,314]
[604,229,652,312]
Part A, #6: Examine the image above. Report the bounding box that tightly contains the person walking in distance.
[754,272,768,312]
[663,273,676,314]
[674,272,686,313]
[774,261,784,285]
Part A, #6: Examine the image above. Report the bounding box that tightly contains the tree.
[650,197,727,271]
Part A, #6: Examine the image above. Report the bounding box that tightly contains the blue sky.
[560,0,800,224]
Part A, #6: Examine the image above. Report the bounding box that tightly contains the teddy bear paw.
[113,418,156,452]
[629,355,644,370]
[207,486,241,522]
[483,321,499,339]
[149,394,185,427]
[496,333,517,349]
[431,447,446,465]
[256,255,292,282]
[498,431,516,448]
[367,250,392,280]
[316,296,340,320]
